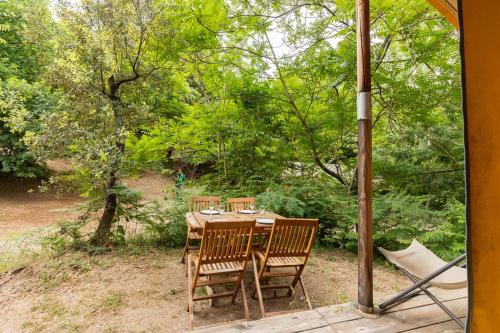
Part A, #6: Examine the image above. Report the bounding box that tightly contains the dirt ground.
[0,169,409,332]
[0,248,409,333]
[0,167,172,239]
[0,176,81,238]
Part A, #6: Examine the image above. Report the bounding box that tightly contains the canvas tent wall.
[457,0,500,331]
[413,0,498,331]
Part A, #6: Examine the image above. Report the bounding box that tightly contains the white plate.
[256,218,274,225]
[238,209,257,214]
[200,209,220,215]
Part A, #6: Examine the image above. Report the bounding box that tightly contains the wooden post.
[356,0,374,314]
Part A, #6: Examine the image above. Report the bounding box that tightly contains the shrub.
[144,192,188,248]
[255,176,465,261]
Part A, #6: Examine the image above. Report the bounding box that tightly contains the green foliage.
[0,78,54,177]
[126,125,171,171]
[144,193,188,248]
[420,199,466,259]
[0,0,465,259]
[257,176,465,261]
[257,190,306,217]
[256,176,335,218]
[40,184,165,254]
[375,124,465,209]
[0,0,53,82]
[0,0,54,177]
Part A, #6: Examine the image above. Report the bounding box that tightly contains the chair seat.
[255,250,305,267]
[379,240,467,289]
[191,255,245,274]
[189,231,202,240]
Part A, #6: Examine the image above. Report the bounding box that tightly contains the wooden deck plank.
[192,308,329,333]
[330,298,466,333]
[302,326,338,333]
[379,288,467,313]
[315,302,361,325]
[191,289,468,333]
[315,288,467,326]
[402,317,466,332]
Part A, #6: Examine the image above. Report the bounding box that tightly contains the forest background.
[0,0,464,259]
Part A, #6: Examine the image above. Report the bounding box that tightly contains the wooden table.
[185,211,285,234]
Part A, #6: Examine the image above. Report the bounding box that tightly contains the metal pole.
[356,0,374,314]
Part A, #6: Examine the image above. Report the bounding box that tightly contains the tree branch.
[263,31,347,187]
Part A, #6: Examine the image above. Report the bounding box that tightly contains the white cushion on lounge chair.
[379,239,467,289]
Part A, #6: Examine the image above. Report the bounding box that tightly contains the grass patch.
[98,291,126,312]
[0,250,37,273]
[34,251,110,290]
[337,292,350,304]
[0,228,52,274]
[59,322,82,333]
[21,320,48,332]
[31,297,67,320]
[90,257,114,269]
[195,286,208,296]
[28,297,83,333]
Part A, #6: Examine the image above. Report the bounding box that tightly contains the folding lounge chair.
[181,196,221,265]
[252,218,318,318]
[378,239,467,328]
[187,219,255,330]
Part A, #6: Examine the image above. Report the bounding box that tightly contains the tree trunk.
[92,81,126,245]
[93,172,118,244]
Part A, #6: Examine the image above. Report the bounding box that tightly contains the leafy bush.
[420,199,465,260]
[0,79,53,177]
[144,192,188,248]
[255,176,465,261]
[257,190,306,217]
[256,176,334,217]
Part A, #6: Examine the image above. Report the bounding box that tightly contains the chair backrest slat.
[227,197,256,212]
[266,218,318,258]
[199,220,255,264]
[189,196,221,212]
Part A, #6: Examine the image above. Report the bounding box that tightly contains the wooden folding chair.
[251,218,318,318]
[227,197,256,212]
[187,219,255,330]
[181,196,221,265]
[188,196,221,212]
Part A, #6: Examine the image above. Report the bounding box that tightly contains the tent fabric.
[459,0,500,331]
[426,0,458,29]
[378,240,467,289]
[424,0,500,330]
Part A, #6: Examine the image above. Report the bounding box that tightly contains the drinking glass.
[259,206,265,214]
[218,205,225,215]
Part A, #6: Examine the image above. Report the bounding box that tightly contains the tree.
[0,78,55,177]
[0,0,54,177]
[37,0,186,244]
[181,0,460,192]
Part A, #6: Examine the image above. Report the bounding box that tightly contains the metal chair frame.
[379,253,467,328]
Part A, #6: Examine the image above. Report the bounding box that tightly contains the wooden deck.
[192,288,467,333]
